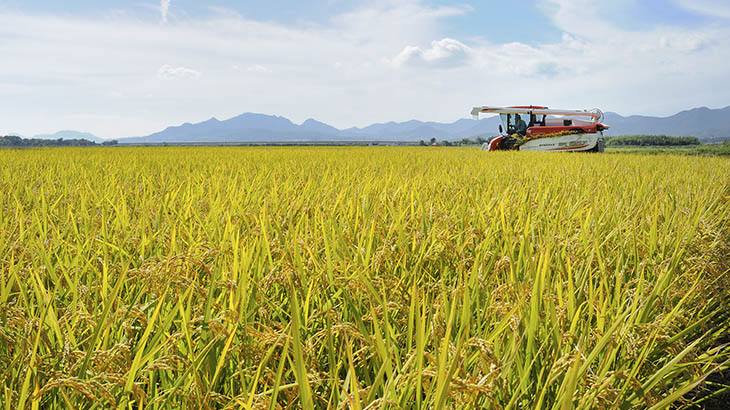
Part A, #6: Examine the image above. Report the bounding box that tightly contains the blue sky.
[1,0,729,137]
[6,0,720,43]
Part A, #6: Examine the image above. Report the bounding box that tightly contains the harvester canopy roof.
[471,106,603,121]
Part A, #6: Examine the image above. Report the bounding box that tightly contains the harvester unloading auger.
[471,105,610,152]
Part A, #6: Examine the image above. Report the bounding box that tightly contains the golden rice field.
[0,147,728,409]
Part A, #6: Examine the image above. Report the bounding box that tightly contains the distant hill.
[120,106,729,144]
[121,113,501,144]
[604,106,730,140]
[339,117,501,140]
[34,130,105,143]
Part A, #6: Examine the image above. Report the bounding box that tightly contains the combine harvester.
[471,105,610,152]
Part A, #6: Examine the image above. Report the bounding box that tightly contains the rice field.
[0,147,728,409]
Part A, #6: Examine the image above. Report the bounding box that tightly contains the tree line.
[606,135,700,147]
[0,136,118,147]
[419,137,489,146]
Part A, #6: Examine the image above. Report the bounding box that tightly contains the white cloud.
[658,33,707,52]
[244,65,272,74]
[157,65,201,80]
[160,0,171,23]
[393,38,472,68]
[331,2,469,44]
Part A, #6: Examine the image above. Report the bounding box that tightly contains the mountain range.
[120,106,729,143]
[603,106,730,139]
[119,113,502,144]
[27,106,730,144]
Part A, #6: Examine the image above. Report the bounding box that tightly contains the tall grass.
[0,147,728,408]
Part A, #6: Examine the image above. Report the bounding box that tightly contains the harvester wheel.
[589,139,606,153]
[502,135,519,150]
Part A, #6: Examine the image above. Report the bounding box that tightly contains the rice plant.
[0,147,728,408]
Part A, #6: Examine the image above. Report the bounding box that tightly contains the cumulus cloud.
[160,0,171,23]
[242,64,271,74]
[393,38,472,68]
[658,33,707,52]
[157,65,201,79]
